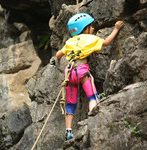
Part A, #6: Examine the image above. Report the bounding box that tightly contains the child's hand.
[50,56,58,65]
[115,21,124,30]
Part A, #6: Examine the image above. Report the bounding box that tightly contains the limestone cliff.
[0,0,147,150]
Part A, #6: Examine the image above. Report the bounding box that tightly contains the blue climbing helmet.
[67,13,94,36]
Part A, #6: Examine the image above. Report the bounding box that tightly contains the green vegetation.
[37,34,50,49]
[124,120,141,136]
[99,92,106,99]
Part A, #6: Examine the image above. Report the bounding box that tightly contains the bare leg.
[82,77,98,112]
[89,100,97,111]
[65,114,74,129]
[65,114,74,140]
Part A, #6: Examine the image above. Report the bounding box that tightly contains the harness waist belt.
[73,58,87,67]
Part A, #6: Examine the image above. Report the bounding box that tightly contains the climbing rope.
[89,73,100,103]
[31,89,62,150]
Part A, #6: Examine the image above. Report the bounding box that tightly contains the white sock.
[66,128,72,132]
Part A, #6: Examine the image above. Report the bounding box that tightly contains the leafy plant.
[124,120,141,136]
[99,92,106,99]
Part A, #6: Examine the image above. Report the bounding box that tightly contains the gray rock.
[104,32,147,95]
[133,8,147,32]
[64,81,147,150]
[11,101,65,150]
[0,104,32,149]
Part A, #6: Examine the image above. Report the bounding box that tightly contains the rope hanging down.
[31,62,74,149]
[31,89,62,150]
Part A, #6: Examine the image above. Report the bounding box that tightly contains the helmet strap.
[83,25,91,34]
[88,26,91,34]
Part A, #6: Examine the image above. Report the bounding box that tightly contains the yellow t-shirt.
[61,34,104,61]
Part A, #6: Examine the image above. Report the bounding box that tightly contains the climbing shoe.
[88,105,99,116]
[65,130,73,141]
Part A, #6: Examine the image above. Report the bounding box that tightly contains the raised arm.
[103,21,124,47]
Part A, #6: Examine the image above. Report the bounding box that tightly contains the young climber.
[50,13,124,140]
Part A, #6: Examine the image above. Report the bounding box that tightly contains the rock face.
[103,32,147,95]
[0,0,51,24]
[10,102,65,150]
[64,81,147,150]
[0,40,41,149]
[48,0,76,17]
[0,104,32,150]
[89,81,147,150]
[0,0,147,150]
[0,41,41,107]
